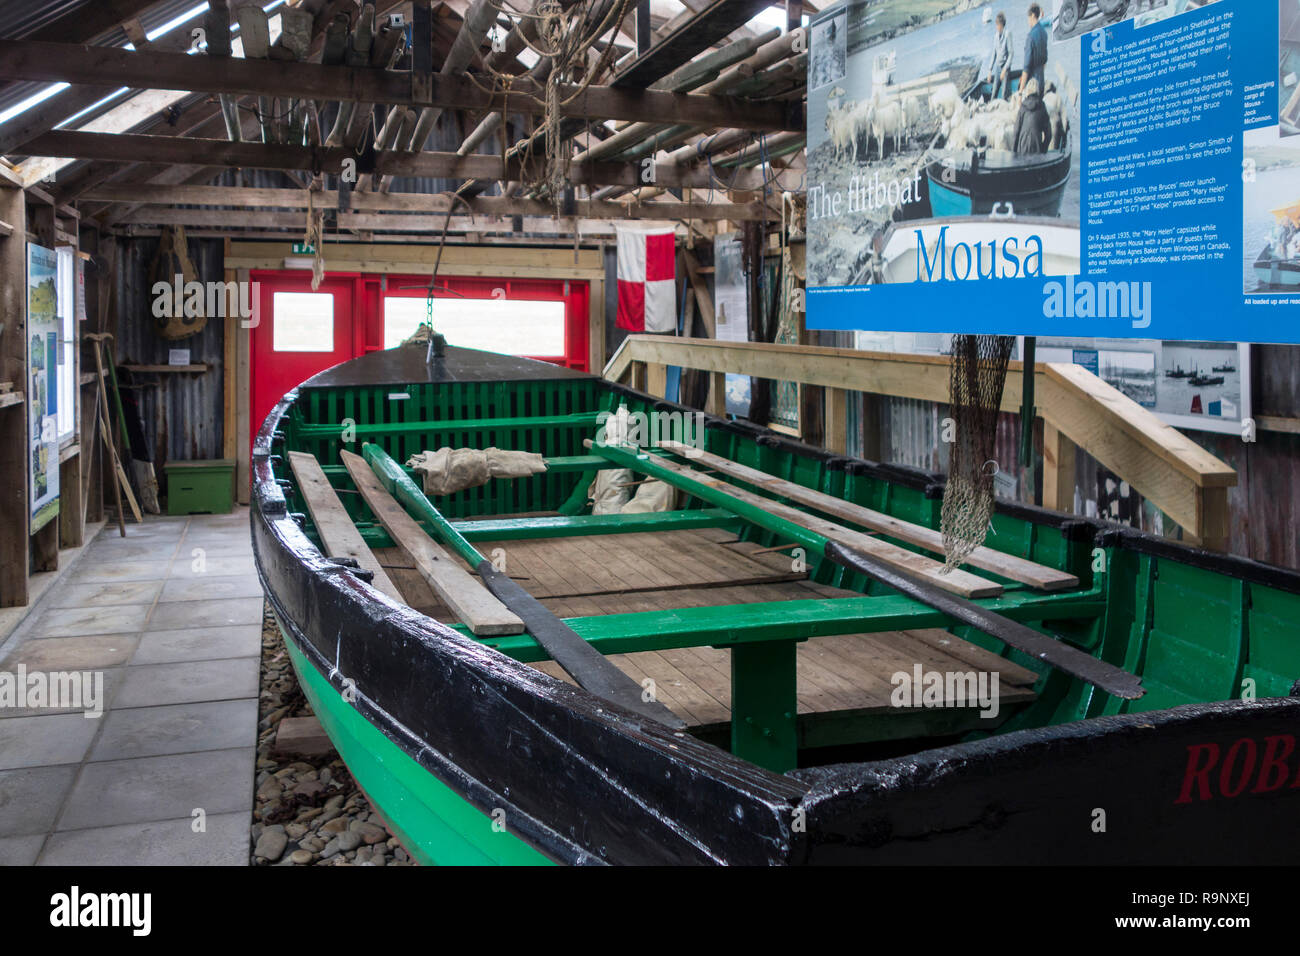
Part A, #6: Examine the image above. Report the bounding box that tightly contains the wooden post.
[222,238,237,460]
[0,180,28,606]
[636,0,652,55]
[588,273,604,374]
[824,387,847,454]
[29,198,58,572]
[706,372,726,418]
[730,640,798,773]
[236,268,251,504]
[645,362,667,399]
[1196,487,1231,553]
[1042,422,1075,513]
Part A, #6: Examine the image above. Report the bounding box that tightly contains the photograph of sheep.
[806,1,1082,289]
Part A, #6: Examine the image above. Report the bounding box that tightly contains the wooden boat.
[925,148,1072,219]
[252,344,1300,865]
[1255,202,1300,291]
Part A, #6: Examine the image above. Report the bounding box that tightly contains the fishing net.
[940,333,1014,572]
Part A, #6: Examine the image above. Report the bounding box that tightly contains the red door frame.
[248,268,590,454]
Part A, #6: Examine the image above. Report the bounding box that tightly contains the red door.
[250,273,357,446]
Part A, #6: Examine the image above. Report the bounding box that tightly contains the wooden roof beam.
[0,39,800,132]
[24,130,778,191]
[81,183,777,221]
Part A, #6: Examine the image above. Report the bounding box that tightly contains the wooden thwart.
[340,450,524,636]
[287,451,403,604]
[587,442,1002,599]
[659,442,1078,591]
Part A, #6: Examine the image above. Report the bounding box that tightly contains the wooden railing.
[604,336,1237,550]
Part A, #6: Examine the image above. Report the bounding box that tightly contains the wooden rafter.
[0,40,801,132]
[22,130,789,191]
[81,184,776,221]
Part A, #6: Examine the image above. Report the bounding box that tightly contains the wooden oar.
[359,442,686,729]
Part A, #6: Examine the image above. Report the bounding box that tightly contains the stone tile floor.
[0,509,261,865]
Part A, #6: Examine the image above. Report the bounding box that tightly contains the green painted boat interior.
[270,373,1300,782]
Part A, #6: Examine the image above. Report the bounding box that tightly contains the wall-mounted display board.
[713,233,752,418]
[27,242,60,532]
[856,329,1251,435]
[806,0,1300,344]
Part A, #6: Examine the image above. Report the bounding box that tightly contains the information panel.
[805,0,1300,344]
[27,242,60,532]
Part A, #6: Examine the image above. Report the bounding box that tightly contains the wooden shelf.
[0,390,24,409]
[120,363,210,373]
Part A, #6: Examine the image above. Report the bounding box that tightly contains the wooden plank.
[340,450,524,636]
[906,629,1040,688]
[658,442,1077,592]
[1042,422,1075,513]
[24,131,774,191]
[82,185,774,222]
[590,442,1003,599]
[0,41,799,131]
[823,387,847,455]
[534,629,1037,732]
[288,451,403,604]
[614,0,772,89]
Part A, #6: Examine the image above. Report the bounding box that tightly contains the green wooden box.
[165,459,235,515]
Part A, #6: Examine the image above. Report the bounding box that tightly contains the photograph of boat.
[251,344,1300,865]
[1244,126,1300,293]
[925,147,1071,217]
[1035,338,1248,434]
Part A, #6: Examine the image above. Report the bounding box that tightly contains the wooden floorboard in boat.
[530,628,1038,730]
[511,528,804,598]
[375,527,1041,735]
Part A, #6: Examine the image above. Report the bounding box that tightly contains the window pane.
[273,292,334,352]
[383,296,565,355]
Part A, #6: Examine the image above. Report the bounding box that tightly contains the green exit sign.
[292,243,315,254]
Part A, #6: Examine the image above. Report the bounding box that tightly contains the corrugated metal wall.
[112,234,227,464]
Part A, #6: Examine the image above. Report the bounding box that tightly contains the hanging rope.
[459,0,635,211]
[303,187,325,290]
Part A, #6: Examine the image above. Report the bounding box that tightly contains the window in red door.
[378,275,588,371]
[249,274,356,446]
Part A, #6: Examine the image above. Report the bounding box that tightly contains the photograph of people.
[806,1,1081,289]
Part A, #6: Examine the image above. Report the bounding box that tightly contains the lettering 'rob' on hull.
[804,0,1300,344]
